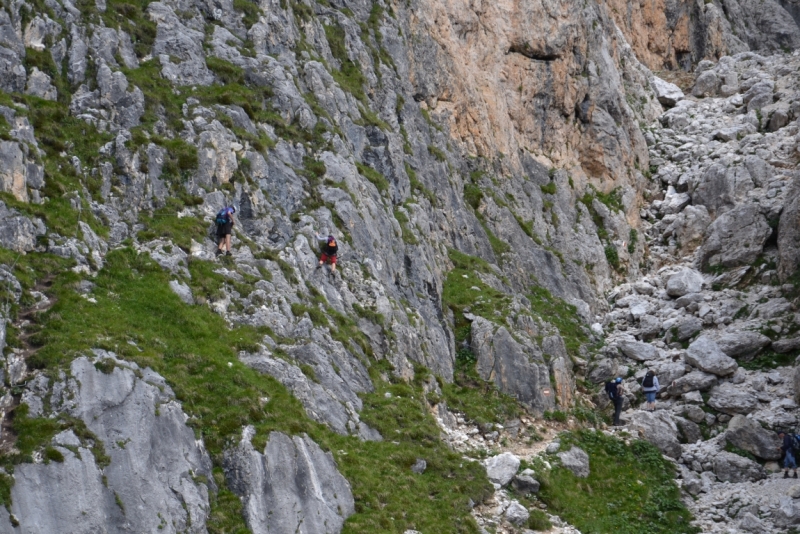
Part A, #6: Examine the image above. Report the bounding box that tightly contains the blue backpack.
[215,208,230,225]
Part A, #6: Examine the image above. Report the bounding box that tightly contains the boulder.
[712,451,766,483]
[666,269,703,297]
[617,339,661,362]
[651,76,684,107]
[726,415,782,460]
[675,416,703,444]
[667,370,718,396]
[707,383,758,415]
[557,446,590,478]
[774,496,800,529]
[700,204,772,270]
[671,316,703,342]
[715,331,772,360]
[511,469,540,493]
[774,337,800,354]
[692,70,719,97]
[484,452,520,486]
[505,501,529,526]
[588,358,618,384]
[628,410,682,458]
[224,430,355,534]
[684,336,738,376]
[739,512,768,533]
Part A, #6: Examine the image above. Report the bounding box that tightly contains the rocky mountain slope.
[0,0,798,531]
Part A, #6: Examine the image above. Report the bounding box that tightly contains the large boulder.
[224,430,355,534]
[707,383,758,415]
[666,268,704,297]
[667,370,718,396]
[684,336,738,376]
[472,317,554,412]
[699,204,772,270]
[651,76,684,107]
[725,415,782,460]
[484,452,520,486]
[628,410,682,458]
[617,338,661,362]
[712,451,766,483]
[714,331,772,360]
[692,70,719,97]
[557,446,590,478]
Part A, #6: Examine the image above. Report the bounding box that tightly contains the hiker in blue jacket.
[641,370,659,412]
[779,431,798,479]
[215,206,236,256]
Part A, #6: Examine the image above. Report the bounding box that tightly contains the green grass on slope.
[538,430,699,534]
[5,247,491,533]
[440,249,521,425]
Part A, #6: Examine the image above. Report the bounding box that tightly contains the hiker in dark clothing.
[215,206,236,256]
[605,377,625,426]
[779,431,798,479]
[315,234,338,272]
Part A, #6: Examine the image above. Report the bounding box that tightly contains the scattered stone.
[411,459,427,474]
[726,415,782,460]
[505,501,530,526]
[666,269,704,297]
[483,453,520,486]
[557,446,589,478]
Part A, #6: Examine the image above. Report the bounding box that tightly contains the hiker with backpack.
[641,370,659,411]
[215,206,236,256]
[779,431,799,479]
[605,377,625,426]
[315,234,338,272]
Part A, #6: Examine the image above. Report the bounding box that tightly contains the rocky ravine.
[0,0,797,532]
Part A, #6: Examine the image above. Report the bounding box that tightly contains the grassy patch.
[528,285,587,358]
[356,162,389,193]
[738,349,799,371]
[540,182,557,195]
[538,430,698,534]
[394,208,418,245]
[324,23,369,104]
[137,201,209,251]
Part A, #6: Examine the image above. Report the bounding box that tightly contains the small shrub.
[540,182,557,195]
[527,509,552,530]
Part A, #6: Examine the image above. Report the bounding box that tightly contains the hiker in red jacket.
[316,234,338,272]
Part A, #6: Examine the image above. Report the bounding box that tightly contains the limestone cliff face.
[605,0,800,71]
[0,0,797,531]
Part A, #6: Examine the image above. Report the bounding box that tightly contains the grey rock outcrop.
[779,175,800,281]
[240,339,379,440]
[224,429,355,534]
[472,317,554,413]
[684,336,738,376]
[2,353,213,533]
